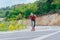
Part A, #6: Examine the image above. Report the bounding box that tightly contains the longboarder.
[30,13,36,31]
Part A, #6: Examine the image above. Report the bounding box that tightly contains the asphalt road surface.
[0,26,60,40]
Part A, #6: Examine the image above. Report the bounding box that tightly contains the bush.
[0,20,27,31]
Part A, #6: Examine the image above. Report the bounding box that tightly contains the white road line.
[0,29,57,34]
[0,29,30,34]
[0,30,58,40]
[0,37,28,40]
[32,31,60,40]
[0,30,59,40]
[0,26,60,34]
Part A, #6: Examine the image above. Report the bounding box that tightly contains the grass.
[0,20,27,32]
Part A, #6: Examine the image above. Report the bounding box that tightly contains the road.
[0,26,60,40]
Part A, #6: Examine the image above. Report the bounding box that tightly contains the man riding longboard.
[30,13,36,31]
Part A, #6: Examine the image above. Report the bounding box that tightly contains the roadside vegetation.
[0,20,26,31]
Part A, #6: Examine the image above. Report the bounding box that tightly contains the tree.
[46,0,53,12]
[5,11,10,18]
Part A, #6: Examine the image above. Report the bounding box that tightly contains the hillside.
[24,13,60,26]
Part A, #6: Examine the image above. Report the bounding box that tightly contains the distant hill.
[0,0,60,19]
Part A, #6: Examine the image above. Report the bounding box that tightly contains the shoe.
[31,28,35,31]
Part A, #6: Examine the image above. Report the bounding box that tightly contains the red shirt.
[30,15,36,20]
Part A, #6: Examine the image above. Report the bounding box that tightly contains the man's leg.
[34,20,36,27]
[31,20,34,31]
[33,20,36,31]
[31,20,36,31]
[31,20,33,27]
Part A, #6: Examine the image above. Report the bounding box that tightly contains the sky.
[0,0,36,8]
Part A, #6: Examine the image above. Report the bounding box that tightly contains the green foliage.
[0,0,60,18]
[52,0,60,4]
